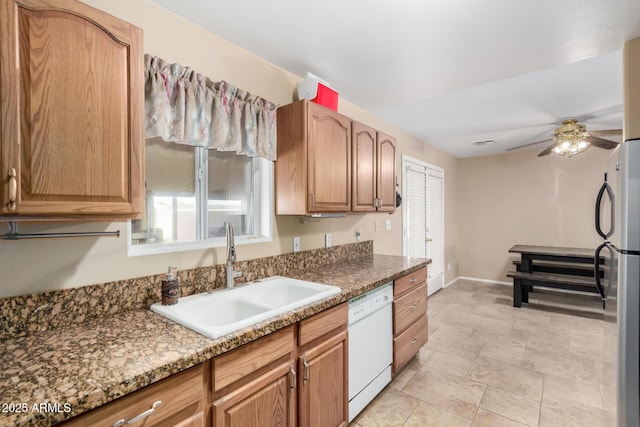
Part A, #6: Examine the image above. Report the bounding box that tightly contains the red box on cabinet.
[311,83,338,111]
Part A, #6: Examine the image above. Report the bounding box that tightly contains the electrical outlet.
[325,233,332,248]
[375,221,380,231]
[447,263,451,271]
[385,219,391,230]
[355,227,362,241]
[293,236,300,253]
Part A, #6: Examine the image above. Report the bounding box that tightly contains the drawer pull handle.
[409,278,417,283]
[303,356,310,385]
[409,304,417,310]
[289,363,296,390]
[8,168,17,211]
[411,338,418,345]
[113,400,161,426]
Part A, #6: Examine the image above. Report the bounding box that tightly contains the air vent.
[472,140,496,146]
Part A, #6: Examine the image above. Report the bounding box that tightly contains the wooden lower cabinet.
[61,364,205,427]
[298,330,348,427]
[392,267,428,375]
[212,361,296,427]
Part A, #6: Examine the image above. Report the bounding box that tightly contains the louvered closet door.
[403,156,445,296]
[404,163,427,260]
[427,170,444,295]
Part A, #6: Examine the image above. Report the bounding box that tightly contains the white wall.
[458,146,612,281]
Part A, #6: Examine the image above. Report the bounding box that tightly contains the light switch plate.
[325,233,332,248]
[293,236,300,253]
[385,219,391,230]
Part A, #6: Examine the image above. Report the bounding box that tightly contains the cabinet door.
[213,361,296,427]
[307,102,351,212]
[377,133,396,212]
[351,122,377,212]
[0,0,143,217]
[298,330,348,427]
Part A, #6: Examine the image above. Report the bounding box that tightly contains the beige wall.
[0,0,459,298]
[458,146,612,282]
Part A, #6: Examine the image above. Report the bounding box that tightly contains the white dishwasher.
[348,283,393,422]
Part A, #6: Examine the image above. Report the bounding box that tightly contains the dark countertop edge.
[8,256,430,426]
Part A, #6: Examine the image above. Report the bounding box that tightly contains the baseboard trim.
[447,276,512,286]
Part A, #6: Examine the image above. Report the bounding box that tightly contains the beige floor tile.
[404,401,471,427]
[549,312,605,335]
[472,303,520,322]
[423,350,474,376]
[473,316,516,335]
[358,282,618,427]
[539,395,616,427]
[403,368,486,419]
[404,346,435,371]
[521,346,598,383]
[389,367,416,390]
[599,381,616,413]
[477,333,526,365]
[471,408,528,427]
[479,386,540,426]
[357,387,420,427]
[542,372,603,410]
[467,356,543,401]
[524,328,570,353]
[424,333,485,361]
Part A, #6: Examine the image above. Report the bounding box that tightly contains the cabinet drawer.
[394,267,427,297]
[214,326,294,391]
[393,315,428,375]
[62,364,203,427]
[394,284,427,336]
[298,303,348,347]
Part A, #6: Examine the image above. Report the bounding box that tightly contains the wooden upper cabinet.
[0,0,144,218]
[376,132,396,212]
[275,100,351,214]
[352,122,377,212]
[352,123,396,213]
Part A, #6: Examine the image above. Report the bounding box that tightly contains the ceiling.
[151,0,640,158]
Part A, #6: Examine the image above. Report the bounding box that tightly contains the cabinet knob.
[8,168,17,211]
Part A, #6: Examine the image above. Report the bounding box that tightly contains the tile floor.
[350,279,617,427]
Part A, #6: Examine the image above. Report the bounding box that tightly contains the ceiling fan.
[508,119,622,157]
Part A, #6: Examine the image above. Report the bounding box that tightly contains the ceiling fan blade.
[537,141,558,157]
[590,129,622,135]
[505,138,554,152]
[586,135,620,150]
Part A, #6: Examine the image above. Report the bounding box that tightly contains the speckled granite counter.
[0,254,428,426]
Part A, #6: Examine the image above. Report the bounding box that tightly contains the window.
[129,138,273,255]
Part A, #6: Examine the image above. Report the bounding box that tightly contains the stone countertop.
[0,254,429,426]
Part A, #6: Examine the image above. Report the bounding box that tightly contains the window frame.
[128,145,273,257]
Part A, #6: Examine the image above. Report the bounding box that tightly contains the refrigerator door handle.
[594,242,608,303]
[595,180,615,239]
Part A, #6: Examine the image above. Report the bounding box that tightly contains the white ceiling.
[151,0,640,158]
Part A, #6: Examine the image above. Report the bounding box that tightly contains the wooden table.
[508,245,603,307]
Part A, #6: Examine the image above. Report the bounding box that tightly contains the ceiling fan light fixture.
[550,119,591,157]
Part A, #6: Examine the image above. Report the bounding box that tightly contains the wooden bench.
[512,260,603,278]
[508,245,606,309]
[507,271,601,307]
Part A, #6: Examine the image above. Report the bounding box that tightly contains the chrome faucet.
[225,222,237,288]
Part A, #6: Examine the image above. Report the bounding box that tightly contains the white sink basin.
[150,276,341,339]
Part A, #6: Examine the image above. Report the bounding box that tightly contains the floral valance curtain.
[144,55,277,161]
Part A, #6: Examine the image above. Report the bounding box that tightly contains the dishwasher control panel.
[348,282,393,323]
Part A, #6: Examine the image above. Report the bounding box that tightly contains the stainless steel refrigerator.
[595,139,640,427]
